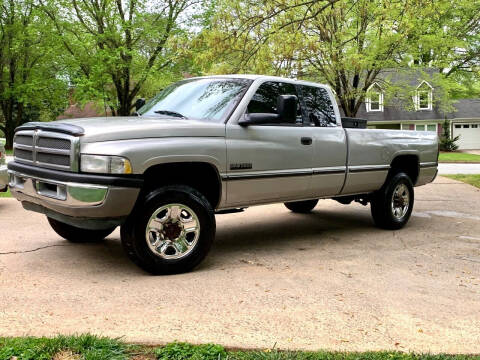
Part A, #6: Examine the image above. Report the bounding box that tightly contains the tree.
[40,0,204,116]
[197,0,340,75]
[409,0,480,76]
[0,0,68,148]
[202,0,480,117]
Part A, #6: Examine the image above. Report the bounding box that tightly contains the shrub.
[439,119,460,152]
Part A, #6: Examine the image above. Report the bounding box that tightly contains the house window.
[455,124,461,128]
[418,91,430,109]
[401,124,412,130]
[415,124,437,132]
[472,124,478,128]
[414,81,433,110]
[463,124,470,128]
[366,83,384,112]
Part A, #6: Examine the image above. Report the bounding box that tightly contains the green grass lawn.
[0,335,478,360]
[0,188,11,197]
[438,152,480,163]
[5,149,12,156]
[444,174,480,189]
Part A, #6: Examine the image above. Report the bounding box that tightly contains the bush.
[439,119,459,152]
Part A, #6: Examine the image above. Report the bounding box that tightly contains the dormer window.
[414,81,433,110]
[366,83,384,112]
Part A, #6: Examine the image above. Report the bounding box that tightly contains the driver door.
[225,81,314,206]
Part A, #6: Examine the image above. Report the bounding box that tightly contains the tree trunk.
[117,97,132,116]
[4,116,16,149]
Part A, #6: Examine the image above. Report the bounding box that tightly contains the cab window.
[247,81,303,125]
[299,85,337,127]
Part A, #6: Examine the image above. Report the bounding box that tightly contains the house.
[355,69,480,150]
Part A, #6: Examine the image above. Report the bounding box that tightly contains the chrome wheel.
[145,203,200,259]
[391,183,410,220]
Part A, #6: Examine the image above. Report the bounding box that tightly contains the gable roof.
[356,98,480,122]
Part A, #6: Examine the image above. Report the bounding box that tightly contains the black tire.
[370,172,414,230]
[120,185,215,275]
[47,217,116,243]
[284,199,319,213]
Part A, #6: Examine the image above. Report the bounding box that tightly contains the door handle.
[301,137,312,145]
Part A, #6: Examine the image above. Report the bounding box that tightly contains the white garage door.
[453,123,480,150]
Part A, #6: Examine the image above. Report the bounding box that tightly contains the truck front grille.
[37,137,71,150]
[13,130,77,171]
[15,135,34,146]
[14,148,34,161]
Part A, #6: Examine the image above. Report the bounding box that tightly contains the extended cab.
[8,75,438,274]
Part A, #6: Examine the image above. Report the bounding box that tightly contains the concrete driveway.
[0,177,479,353]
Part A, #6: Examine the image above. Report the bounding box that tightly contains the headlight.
[81,155,132,174]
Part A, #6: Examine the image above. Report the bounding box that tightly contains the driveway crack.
[0,244,70,255]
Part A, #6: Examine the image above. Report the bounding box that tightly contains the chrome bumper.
[0,164,7,191]
[8,169,140,219]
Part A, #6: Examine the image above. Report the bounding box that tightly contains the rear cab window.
[298,85,337,127]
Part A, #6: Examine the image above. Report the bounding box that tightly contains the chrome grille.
[15,135,34,146]
[13,130,78,171]
[37,152,71,166]
[14,148,33,161]
[37,137,71,150]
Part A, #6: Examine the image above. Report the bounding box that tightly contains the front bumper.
[8,161,142,227]
[0,164,7,191]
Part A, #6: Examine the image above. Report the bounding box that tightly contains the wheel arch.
[141,161,223,209]
[387,154,420,185]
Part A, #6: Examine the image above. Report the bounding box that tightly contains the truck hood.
[57,116,226,143]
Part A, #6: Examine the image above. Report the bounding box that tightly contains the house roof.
[357,98,480,122]
[352,68,480,121]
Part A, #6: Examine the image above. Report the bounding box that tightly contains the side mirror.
[239,95,298,126]
[277,95,297,123]
[135,98,145,112]
[239,113,280,126]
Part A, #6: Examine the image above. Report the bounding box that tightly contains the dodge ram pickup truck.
[8,75,438,274]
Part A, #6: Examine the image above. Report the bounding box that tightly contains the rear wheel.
[120,185,215,275]
[284,199,318,213]
[47,217,116,243]
[370,172,414,230]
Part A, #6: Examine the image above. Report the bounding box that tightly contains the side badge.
[230,163,252,170]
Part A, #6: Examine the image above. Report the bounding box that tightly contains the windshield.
[138,78,252,122]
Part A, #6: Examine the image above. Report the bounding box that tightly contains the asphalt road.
[0,177,479,353]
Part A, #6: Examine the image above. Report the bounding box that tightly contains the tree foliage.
[0,0,68,148]
[0,0,479,150]
[201,0,480,117]
[40,0,204,116]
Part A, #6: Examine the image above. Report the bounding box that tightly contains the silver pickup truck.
[8,75,438,274]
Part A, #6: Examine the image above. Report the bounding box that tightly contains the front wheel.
[47,217,116,243]
[120,185,215,275]
[370,172,414,230]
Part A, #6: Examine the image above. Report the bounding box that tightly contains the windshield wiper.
[154,110,187,119]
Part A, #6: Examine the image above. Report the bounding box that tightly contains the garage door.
[453,123,480,150]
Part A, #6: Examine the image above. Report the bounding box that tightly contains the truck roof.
[190,74,330,88]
